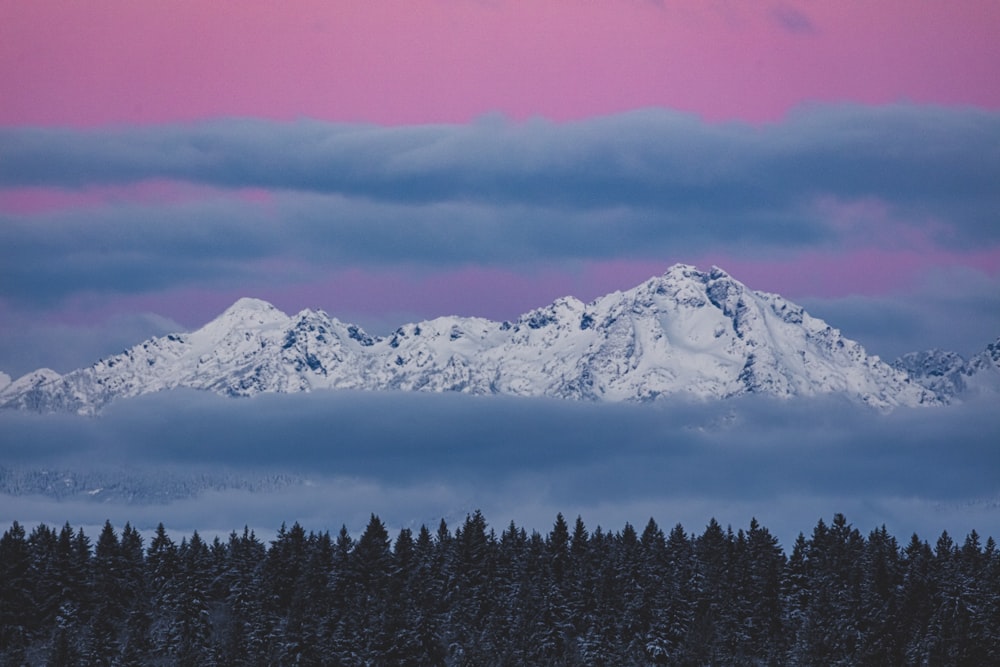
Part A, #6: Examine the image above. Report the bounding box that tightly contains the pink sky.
[1,0,999,354]
[2,1,999,126]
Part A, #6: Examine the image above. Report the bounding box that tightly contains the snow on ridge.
[894,336,1000,398]
[0,264,971,415]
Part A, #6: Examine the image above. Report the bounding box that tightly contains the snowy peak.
[580,264,934,406]
[968,336,1000,374]
[0,368,75,413]
[0,368,60,398]
[622,264,749,319]
[893,349,968,398]
[198,297,288,337]
[0,267,978,414]
[516,296,587,333]
[224,296,285,319]
[894,336,1000,398]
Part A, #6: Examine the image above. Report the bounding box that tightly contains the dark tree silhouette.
[1,513,997,665]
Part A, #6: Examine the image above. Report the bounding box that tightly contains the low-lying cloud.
[2,390,997,548]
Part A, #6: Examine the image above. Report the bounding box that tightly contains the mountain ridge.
[893,336,1000,399]
[4,264,990,415]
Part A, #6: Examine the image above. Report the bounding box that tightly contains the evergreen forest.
[2,512,998,665]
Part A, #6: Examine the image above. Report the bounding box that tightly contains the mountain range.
[2,264,997,415]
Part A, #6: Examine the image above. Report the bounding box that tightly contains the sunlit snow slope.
[1,265,946,414]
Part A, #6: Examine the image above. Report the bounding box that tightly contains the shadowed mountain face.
[2,264,978,415]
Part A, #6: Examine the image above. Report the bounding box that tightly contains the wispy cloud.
[769,4,817,35]
[802,266,1000,359]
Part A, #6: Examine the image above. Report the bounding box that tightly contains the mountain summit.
[0,264,949,415]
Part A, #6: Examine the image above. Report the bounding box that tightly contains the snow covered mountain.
[1,265,944,415]
[895,336,1000,399]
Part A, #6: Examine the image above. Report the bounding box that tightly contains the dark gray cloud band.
[3,106,998,223]
[3,105,999,306]
[3,391,999,498]
[2,391,998,547]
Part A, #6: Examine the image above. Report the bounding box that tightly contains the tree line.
[1,512,998,665]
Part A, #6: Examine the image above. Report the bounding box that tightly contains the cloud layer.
[1,105,997,374]
[2,391,998,547]
[4,107,999,272]
[0,106,1000,292]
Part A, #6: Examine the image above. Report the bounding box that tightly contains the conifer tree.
[351,514,393,662]
[744,517,786,663]
[118,521,151,658]
[900,532,935,664]
[145,523,178,662]
[172,532,215,665]
[689,518,729,664]
[25,524,59,643]
[0,522,32,663]
[660,522,695,663]
[85,521,122,664]
[633,517,671,664]
[323,525,355,661]
[983,536,1000,664]
[411,523,446,664]
[857,525,903,665]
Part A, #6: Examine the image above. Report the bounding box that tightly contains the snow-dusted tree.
[216,527,267,666]
[84,520,123,664]
[171,531,216,665]
[856,525,904,665]
[743,517,787,663]
[145,522,179,662]
[0,522,32,663]
[791,514,865,666]
[349,514,394,662]
[116,521,152,664]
